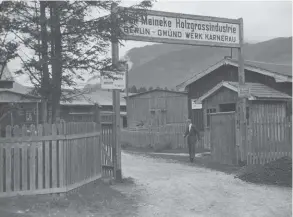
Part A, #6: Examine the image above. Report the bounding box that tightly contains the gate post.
[237,18,247,165]
[111,3,122,181]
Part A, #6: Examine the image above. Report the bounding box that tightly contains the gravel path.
[0,152,291,217]
[116,152,292,217]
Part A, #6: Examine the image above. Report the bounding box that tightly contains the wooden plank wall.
[0,122,101,198]
[101,123,113,177]
[210,112,237,165]
[247,115,292,165]
[100,112,114,178]
[121,124,209,151]
[127,91,188,128]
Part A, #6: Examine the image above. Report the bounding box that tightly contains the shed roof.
[0,89,41,103]
[61,90,126,106]
[196,81,291,103]
[125,89,187,98]
[177,58,292,90]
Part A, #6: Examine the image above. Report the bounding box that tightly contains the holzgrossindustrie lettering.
[122,14,240,45]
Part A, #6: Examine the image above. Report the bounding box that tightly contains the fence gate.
[210,112,237,165]
[101,112,114,177]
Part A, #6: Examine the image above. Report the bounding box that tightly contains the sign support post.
[111,3,122,181]
[237,18,247,163]
[115,6,246,165]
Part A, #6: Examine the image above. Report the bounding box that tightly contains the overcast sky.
[6,0,293,85]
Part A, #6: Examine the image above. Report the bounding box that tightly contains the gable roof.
[176,58,292,90]
[196,81,291,103]
[125,89,187,98]
[0,89,41,103]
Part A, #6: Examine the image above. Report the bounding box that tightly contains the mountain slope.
[125,37,292,89]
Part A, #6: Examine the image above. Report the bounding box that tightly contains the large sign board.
[119,7,241,48]
[101,70,126,90]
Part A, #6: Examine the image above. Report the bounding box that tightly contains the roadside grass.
[0,179,139,217]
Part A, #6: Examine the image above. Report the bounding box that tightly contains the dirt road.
[0,152,291,217]
[114,152,292,217]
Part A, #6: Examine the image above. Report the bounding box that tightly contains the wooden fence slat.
[1,122,102,197]
[14,146,20,191]
[29,144,36,191]
[5,147,11,192]
[0,146,2,193]
[51,124,58,188]
[21,146,28,191]
[37,125,43,190]
[44,141,50,189]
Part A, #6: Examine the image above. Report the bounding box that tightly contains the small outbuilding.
[196,81,291,165]
[125,89,188,128]
[196,81,291,129]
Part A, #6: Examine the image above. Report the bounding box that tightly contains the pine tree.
[138,87,147,93]
[0,2,19,79]
[130,85,137,93]
[3,1,153,122]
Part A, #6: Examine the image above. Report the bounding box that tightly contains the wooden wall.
[187,64,292,131]
[203,87,238,108]
[60,105,96,122]
[0,102,41,132]
[126,91,188,128]
[202,87,238,129]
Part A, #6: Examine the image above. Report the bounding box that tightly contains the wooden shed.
[125,89,188,128]
[196,81,291,165]
[197,81,291,129]
[176,58,292,132]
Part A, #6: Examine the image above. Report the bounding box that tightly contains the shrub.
[154,142,172,152]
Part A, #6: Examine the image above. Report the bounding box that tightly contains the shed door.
[210,112,237,165]
[157,97,166,126]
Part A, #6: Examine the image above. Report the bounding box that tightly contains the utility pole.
[111,3,122,181]
[237,18,247,163]
[125,63,129,99]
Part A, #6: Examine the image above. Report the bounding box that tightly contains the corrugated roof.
[84,90,126,106]
[197,81,291,103]
[229,59,292,77]
[227,82,291,100]
[177,58,292,90]
[126,89,187,98]
[61,90,126,106]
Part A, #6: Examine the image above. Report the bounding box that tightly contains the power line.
[244,59,292,66]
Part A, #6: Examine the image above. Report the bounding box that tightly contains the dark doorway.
[219,103,236,112]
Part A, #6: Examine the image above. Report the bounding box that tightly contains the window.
[26,111,33,122]
[18,109,24,116]
[206,108,216,127]
[219,103,236,112]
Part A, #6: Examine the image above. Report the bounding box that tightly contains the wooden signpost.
[110,4,247,180]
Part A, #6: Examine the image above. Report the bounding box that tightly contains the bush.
[235,156,292,187]
[121,142,131,149]
[154,142,172,152]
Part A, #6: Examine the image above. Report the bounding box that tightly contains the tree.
[130,85,137,93]
[0,2,19,79]
[148,86,153,91]
[138,86,147,93]
[3,1,153,123]
[164,87,168,91]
